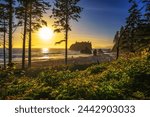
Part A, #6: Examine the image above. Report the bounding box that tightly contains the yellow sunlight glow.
[39,27,54,41]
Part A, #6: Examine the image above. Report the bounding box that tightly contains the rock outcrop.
[69,41,92,54]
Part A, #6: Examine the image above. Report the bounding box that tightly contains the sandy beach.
[26,54,114,68]
[0,51,115,69]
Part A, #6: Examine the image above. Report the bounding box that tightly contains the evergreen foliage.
[16,0,50,68]
[113,0,150,58]
[52,0,83,65]
[0,2,9,69]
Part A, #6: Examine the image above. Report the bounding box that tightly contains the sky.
[70,0,130,48]
[13,0,130,49]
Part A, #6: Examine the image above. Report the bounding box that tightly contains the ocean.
[0,48,91,65]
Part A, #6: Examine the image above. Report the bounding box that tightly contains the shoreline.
[0,54,114,68]
[23,54,114,68]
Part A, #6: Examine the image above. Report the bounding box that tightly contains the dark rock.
[80,47,92,54]
[93,49,97,56]
[70,41,92,54]
[98,49,104,54]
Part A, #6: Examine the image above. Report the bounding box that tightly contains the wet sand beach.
[27,54,114,68]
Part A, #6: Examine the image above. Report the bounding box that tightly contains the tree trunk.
[116,46,119,60]
[8,0,13,66]
[116,37,121,60]
[130,30,135,53]
[3,18,6,69]
[65,25,68,65]
[22,3,27,69]
[28,3,32,68]
[65,0,69,65]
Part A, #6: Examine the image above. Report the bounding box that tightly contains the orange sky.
[13,29,113,49]
[12,14,113,49]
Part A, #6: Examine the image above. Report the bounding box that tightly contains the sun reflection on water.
[41,48,49,59]
[42,48,49,54]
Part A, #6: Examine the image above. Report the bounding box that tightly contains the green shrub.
[0,52,150,100]
[86,63,108,74]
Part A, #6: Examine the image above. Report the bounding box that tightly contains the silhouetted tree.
[113,0,150,57]
[16,0,29,69]
[126,0,150,51]
[112,26,131,59]
[126,0,142,52]
[0,3,8,69]
[28,0,50,68]
[52,0,83,65]
[3,0,15,67]
[140,0,150,48]
[16,0,50,68]
[143,0,150,23]
[113,31,120,59]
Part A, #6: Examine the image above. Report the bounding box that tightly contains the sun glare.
[42,48,49,54]
[39,27,54,41]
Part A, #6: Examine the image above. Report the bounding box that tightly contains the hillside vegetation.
[0,51,150,100]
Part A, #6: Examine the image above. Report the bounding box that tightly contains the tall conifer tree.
[16,0,29,69]
[3,0,15,67]
[28,0,50,68]
[16,0,50,68]
[125,0,142,52]
[0,2,9,69]
[52,0,82,65]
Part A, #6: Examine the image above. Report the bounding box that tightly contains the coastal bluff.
[69,42,92,54]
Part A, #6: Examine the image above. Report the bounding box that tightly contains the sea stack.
[69,41,92,54]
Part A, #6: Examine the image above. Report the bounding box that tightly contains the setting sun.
[39,27,54,41]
